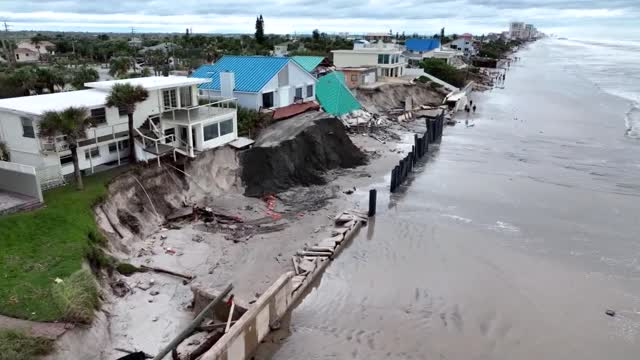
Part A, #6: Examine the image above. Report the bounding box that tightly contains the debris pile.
[290,209,368,294]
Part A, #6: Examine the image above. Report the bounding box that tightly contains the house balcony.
[160,98,237,126]
[41,121,129,153]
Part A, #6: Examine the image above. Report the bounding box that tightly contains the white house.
[332,40,406,79]
[449,33,477,57]
[192,55,318,111]
[0,76,238,188]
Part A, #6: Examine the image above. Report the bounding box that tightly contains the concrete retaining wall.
[0,161,43,202]
[201,272,293,360]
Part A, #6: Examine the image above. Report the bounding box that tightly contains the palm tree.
[38,107,94,190]
[105,83,149,164]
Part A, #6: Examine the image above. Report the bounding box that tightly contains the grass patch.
[0,330,54,360]
[0,170,121,321]
[52,269,99,324]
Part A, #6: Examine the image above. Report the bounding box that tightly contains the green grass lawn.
[0,170,121,322]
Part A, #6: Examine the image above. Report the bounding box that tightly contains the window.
[163,89,177,110]
[262,92,274,108]
[378,54,384,64]
[219,120,233,136]
[295,87,303,99]
[90,108,106,125]
[118,106,128,117]
[60,155,73,166]
[383,54,390,64]
[179,86,192,107]
[164,128,175,144]
[85,147,100,160]
[351,75,358,81]
[306,85,313,98]
[21,117,35,138]
[108,140,128,153]
[203,123,219,141]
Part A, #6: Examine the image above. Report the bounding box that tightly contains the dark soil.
[240,114,367,197]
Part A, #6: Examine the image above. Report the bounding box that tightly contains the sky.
[1,0,639,39]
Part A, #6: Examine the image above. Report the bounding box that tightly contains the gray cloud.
[1,0,639,35]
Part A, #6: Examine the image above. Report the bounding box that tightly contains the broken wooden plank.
[140,265,193,280]
[296,251,332,257]
[308,246,335,253]
[298,258,317,273]
[166,207,194,222]
[182,330,225,360]
[292,257,301,275]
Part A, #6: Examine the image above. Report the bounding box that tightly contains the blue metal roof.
[405,38,440,52]
[191,55,290,93]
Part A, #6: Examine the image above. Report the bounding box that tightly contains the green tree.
[10,66,39,95]
[143,49,167,75]
[312,29,320,41]
[70,66,99,90]
[109,57,130,79]
[105,84,149,164]
[255,15,265,44]
[420,58,466,87]
[38,107,94,190]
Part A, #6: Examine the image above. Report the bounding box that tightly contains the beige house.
[16,40,55,55]
[14,48,39,63]
[332,40,406,79]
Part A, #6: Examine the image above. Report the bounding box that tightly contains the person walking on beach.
[473,105,477,113]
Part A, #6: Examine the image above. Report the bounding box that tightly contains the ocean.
[257,38,640,359]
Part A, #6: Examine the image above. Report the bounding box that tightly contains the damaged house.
[192,55,318,111]
[0,76,238,188]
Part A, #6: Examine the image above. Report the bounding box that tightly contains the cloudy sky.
[1,0,639,38]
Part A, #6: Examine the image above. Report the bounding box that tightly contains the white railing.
[41,121,129,153]
[163,98,238,124]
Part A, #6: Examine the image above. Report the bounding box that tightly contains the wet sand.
[259,40,640,359]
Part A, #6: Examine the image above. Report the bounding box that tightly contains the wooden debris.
[182,330,225,360]
[140,265,193,280]
[308,246,335,253]
[296,251,332,257]
[298,258,317,273]
[292,257,301,275]
[166,207,194,222]
[198,322,237,332]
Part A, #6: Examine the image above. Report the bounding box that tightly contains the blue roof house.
[404,38,441,67]
[191,55,318,111]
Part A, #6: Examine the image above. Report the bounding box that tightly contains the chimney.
[220,71,235,98]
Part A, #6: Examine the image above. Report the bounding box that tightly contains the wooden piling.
[368,189,377,217]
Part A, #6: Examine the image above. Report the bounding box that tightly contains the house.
[338,67,377,89]
[403,38,440,67]
[128,37,143,48]
[139,42,177,55]
[14,48,39,63]
[364,32,393,42]
[450,37,476,57]
[192,56,318,111]
[0,76,238,188]
[273,44,289,57]
[421,47,464,66]
[291,56,333,77]
[332,41,406,79]
[16,40,55,56]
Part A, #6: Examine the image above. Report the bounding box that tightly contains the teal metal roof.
[191,55,289,93]
[315,71,361,116]
[291,56,325,73]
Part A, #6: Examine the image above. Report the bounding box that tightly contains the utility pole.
[2,21,16,67]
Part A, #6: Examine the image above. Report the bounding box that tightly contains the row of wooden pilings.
[390,111,445,193]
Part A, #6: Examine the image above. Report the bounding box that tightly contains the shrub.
[0,141,9,161]
[237,106,270,138]
[116,262,143,276]
[52,269,99,324]
[429,82,444,89]
[0,330,54,360]
[420,58,466,88]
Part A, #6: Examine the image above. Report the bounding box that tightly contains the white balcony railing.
[161,98,238,124]
[40,121,129,153]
